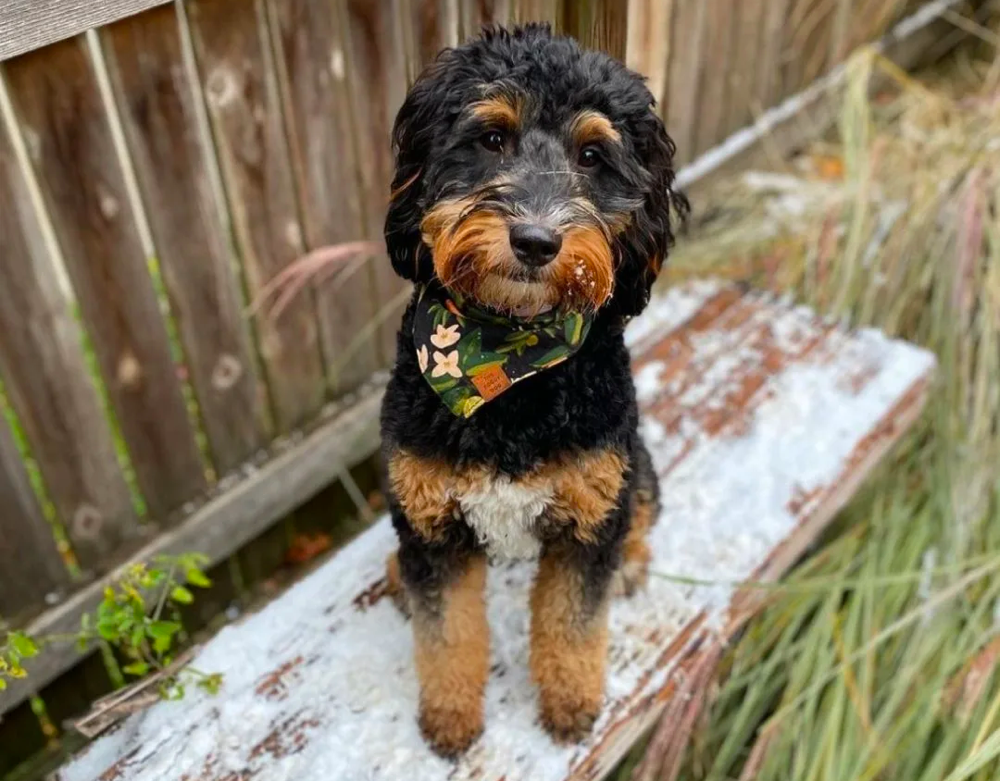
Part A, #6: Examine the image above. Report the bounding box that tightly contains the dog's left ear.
[610,109,688,318]
[384,58,451,283]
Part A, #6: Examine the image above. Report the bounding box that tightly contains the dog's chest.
[458,475,553,560]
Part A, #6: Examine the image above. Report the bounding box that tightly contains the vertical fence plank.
[0,112,138,566]
[343,0,412,365]
[512,0,561,27]
[757,0,793,111]
[266,0,382,396]
[562,0,627,58]
[626,0,673,118]
[0,412,68,617]
[2,39,208,521]
[694,0,738,154]
[412,0,460,68]
[664,0,707,166]
[725,0,766,133]
[460,0,507,41]
[187,0,327,430]
[100,5,270,475]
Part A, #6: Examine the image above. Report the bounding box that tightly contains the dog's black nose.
[509,224,562,267]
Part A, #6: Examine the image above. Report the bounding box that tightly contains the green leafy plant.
[1,553,221,698]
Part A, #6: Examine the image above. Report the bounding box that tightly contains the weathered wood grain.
[0,111,139,568]
[663,0,708,166]
[266,0,382,395]
[101,4,269,475]
[186,0,327,431]
[2,37,207,521]
[725,0,766,133]
[343,0,412,365]
[756,0,794,113]
[694,0,738,154]
[0,380,383,715]
[563,0,628,59]
[0,410,69,618]
[58,281,936,781]
[0,0,170,62]
[625,0,673,117]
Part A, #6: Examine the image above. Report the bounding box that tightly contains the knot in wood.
[72,504,104,540]
[211,353,244,391]
[205,67,238,108]
[117,351,143,389]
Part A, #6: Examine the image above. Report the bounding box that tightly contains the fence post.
[561,0,627,59]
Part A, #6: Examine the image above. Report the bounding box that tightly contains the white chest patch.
[460,476,553,560]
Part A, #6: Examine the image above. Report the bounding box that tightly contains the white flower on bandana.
[430,324,461,349]
[432,350,462,379]
[416,344,429,373]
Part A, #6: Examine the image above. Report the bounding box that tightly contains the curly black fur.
[379,24,683,754]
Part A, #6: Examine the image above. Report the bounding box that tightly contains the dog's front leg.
[396,525,489,757]
[529,532,619,743]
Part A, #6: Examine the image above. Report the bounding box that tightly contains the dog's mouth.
[420,197,615,315]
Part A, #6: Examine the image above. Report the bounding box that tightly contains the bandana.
[412,285,594,418]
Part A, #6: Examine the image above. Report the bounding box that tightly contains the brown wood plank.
[0,113,138,567]
[563,0,628,59]
[625,0,673,118]
[0,411,69,618]
[0,378,384,715]
[460,0,507,41]
[694,0,738,154]
[186,0,327,431]
[663,0,708,166]
[266,0,383,395]
[755,0,793,114]
[101,4,270,475]
[2,38,207,520]
[343,0,412,366]
[725,0,766,133]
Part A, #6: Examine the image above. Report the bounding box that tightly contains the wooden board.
[342,0,412,365]
[60,280,935,781]
[0,103,138,569]
[662,0,707,167]
[2,36,208,521]
[266,0,383,395]
[0,409,69,618]
[0,0,170,61]
[100,4,270,476]
[186,0,327,432]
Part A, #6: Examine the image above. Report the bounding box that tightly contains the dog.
[379,23,686,757]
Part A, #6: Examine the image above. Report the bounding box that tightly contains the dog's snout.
[509,224,562,267]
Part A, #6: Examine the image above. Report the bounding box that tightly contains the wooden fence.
[0,0,952,767]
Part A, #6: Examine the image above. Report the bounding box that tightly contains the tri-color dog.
[379,23,687,757]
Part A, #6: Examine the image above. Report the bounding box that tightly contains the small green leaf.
[185,569,212,589]
[10,632,39,659]
[0,679,6,691]
[147,620,181,641]
[531,345,570,368]
[123,661,149,677]
[170,586,194,605]
[152,635,172,654]
[565,312,584,345]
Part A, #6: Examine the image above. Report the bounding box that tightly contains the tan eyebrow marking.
[571,110,621,146]
[470,93,523,130]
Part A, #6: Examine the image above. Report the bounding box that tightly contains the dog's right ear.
[384,57,452,283]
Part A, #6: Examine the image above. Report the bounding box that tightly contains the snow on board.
[60,280,935,782]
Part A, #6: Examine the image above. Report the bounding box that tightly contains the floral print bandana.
[412,285,594,418]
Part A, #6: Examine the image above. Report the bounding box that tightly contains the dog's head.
[386,24,686,318]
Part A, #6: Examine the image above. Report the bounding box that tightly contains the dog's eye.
[578,145,601,168]
[480,130,505,152]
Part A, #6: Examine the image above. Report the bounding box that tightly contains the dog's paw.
[419,706,483,758]
[539,698,600,744]
[610,557,649,598]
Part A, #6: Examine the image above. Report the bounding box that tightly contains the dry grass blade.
[245,241,382,322]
